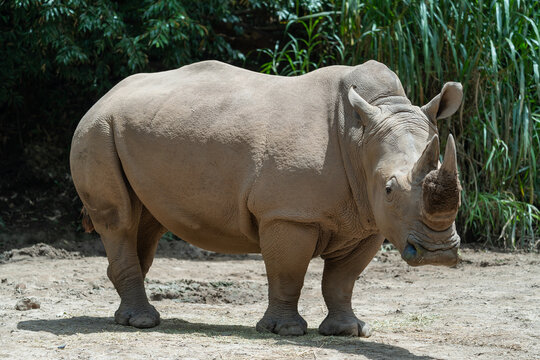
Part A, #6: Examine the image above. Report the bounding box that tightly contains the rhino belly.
[114,120,262,254]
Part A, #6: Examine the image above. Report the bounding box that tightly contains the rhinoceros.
[70,60,462,337]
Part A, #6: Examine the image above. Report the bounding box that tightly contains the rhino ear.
[348,85,380,127]
[421,82,463,123]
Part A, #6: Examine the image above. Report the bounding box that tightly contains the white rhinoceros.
[70,60,462,336]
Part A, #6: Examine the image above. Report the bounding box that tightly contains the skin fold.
[70,60,463,336]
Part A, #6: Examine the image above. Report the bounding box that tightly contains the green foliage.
[258,15,344,74]
[259,0,539,249]
[0,0,243,159]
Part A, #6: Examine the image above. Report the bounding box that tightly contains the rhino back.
[83,61,353,252]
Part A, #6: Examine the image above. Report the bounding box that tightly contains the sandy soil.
[0,244,539,360]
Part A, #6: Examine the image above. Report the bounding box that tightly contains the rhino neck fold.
[335,101,377,236]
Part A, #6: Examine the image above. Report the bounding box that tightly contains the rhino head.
[348,81,463,266]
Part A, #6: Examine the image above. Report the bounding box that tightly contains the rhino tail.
[81,206,95,233]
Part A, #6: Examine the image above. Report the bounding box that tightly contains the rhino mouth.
[401,233,460,267]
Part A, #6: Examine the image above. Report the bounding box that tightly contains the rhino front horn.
[421,134,461,230]
[440,134,458,175]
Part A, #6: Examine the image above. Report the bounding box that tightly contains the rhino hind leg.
[319,234,384,337]
[97,202,162,328]
[101,229,161,329]
[256,221,318,336]
[137,206,167,278]
[107,206,166,328]
[87,203,162,329]
[97,198,162,329]
[70,119,160,328]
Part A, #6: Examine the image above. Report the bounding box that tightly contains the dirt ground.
[0,242,539,360]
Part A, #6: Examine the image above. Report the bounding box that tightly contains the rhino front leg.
[102,230,160,328]
[256,221,318,336]
[319,234,384,337]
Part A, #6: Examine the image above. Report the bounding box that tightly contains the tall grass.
[259,0,539,249]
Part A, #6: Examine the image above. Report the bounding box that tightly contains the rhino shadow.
[18,316,436,359]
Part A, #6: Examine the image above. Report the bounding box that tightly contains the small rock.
[15,297,40,311]
[15,283,26,293]
[1,278,7,283]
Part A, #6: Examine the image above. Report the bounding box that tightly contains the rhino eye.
[385,178,396,199]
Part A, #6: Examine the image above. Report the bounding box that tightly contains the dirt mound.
[15,297,41,311]
[155,237,256,261]
[156,238,217,260]
[0,231,254,260]
[0,231,105,257]
[0,243,80,263]
[147,279,265,304]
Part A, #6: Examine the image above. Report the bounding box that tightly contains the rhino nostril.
[402,243,417,261]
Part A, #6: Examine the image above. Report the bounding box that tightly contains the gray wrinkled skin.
[70,60,463,336]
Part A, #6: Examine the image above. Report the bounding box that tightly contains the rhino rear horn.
[348,86,380,126]
[412,135,440,180]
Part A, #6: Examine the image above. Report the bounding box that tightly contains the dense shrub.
[0,0,245,163]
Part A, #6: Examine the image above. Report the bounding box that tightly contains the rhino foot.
[256,313,307,336]
[114,303,160,328]
[318,314,371,337]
